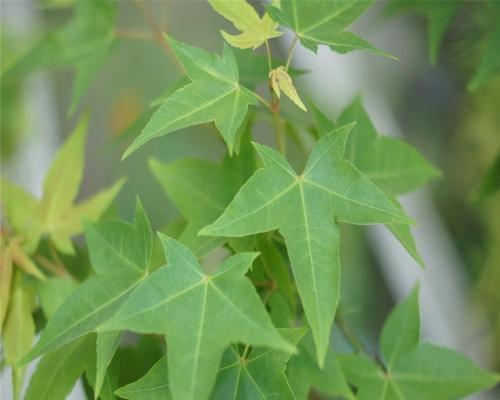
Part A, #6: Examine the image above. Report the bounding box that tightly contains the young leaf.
[101,236,294,400]
[123,36,258,159]
[2,272,36,365]
[2,272,36,400]
[208,0,282,49]
[200,125,413,366]
[2,0,117,115]
[1,116,125,255]
[0,241,13,327]
[22,200,152,363]
[116,328,305,400]
[269,66,307,111]
[266,0,394,58]
[149,139,255,257]
[339,286,500,399]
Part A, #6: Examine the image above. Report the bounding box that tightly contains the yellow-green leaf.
[269,66,307,111]
[209,0,282,49]
[2,116,125,255]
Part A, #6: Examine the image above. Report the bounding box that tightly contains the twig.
[265,40,273,71]
[132,0,184,73]
[336,313,369,356]
[285,35,299,72]
[116,29,155,42]
[35,254,66,277]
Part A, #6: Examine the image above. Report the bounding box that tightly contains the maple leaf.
[266,0,394,58]
[209,0,282,49]
[1,116,125,255]
[101,236,294,400]
[116,328,305,400]
[21,200,152,364]
[311,98,440,266]
[123,36,259,159]
[338,286,500,399]
[270,66,307,111]
[200,124,413,366]
[2,0,117,115]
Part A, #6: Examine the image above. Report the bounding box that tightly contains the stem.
[35,255,66,276]
[265,40,273,71]
[132,0,183,73]
[285,35,299,72]
[241,344,251,360]
[116,29,155,42]
[49,239,66,272]
[336,314,369,356]
[336,313,388,372]
[271,103,286,155]
[252,91,271,110]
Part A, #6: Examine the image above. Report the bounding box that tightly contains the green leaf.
[469,25,500,90]
[426,1,460,65]
[200,125,412,366]
[339,286,500,399]
[337,98,440,266]
[470,152,500,202]
[338,99,440,196]
[149,140,255,257]
[209,0,282,49]
[25,334,95,400]
[101,236,294,400]
[267,0,394,58]
[287,332,354,400]
[95,331,124,399]
[211,328,306,399]
[115,355,172,400]
[380,285,419,369]
[123,36,258,159]
[116,328,305,400]
[22,200,151,364]
[2,0,117,115]
[385,1,460,65]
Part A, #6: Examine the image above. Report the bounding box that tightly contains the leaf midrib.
[145,85,239,139]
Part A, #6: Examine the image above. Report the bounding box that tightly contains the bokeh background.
[1,0,499,399]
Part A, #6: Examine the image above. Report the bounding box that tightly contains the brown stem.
[35,255,66,277]
[132,0,184,73]
[116,29,155,42]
